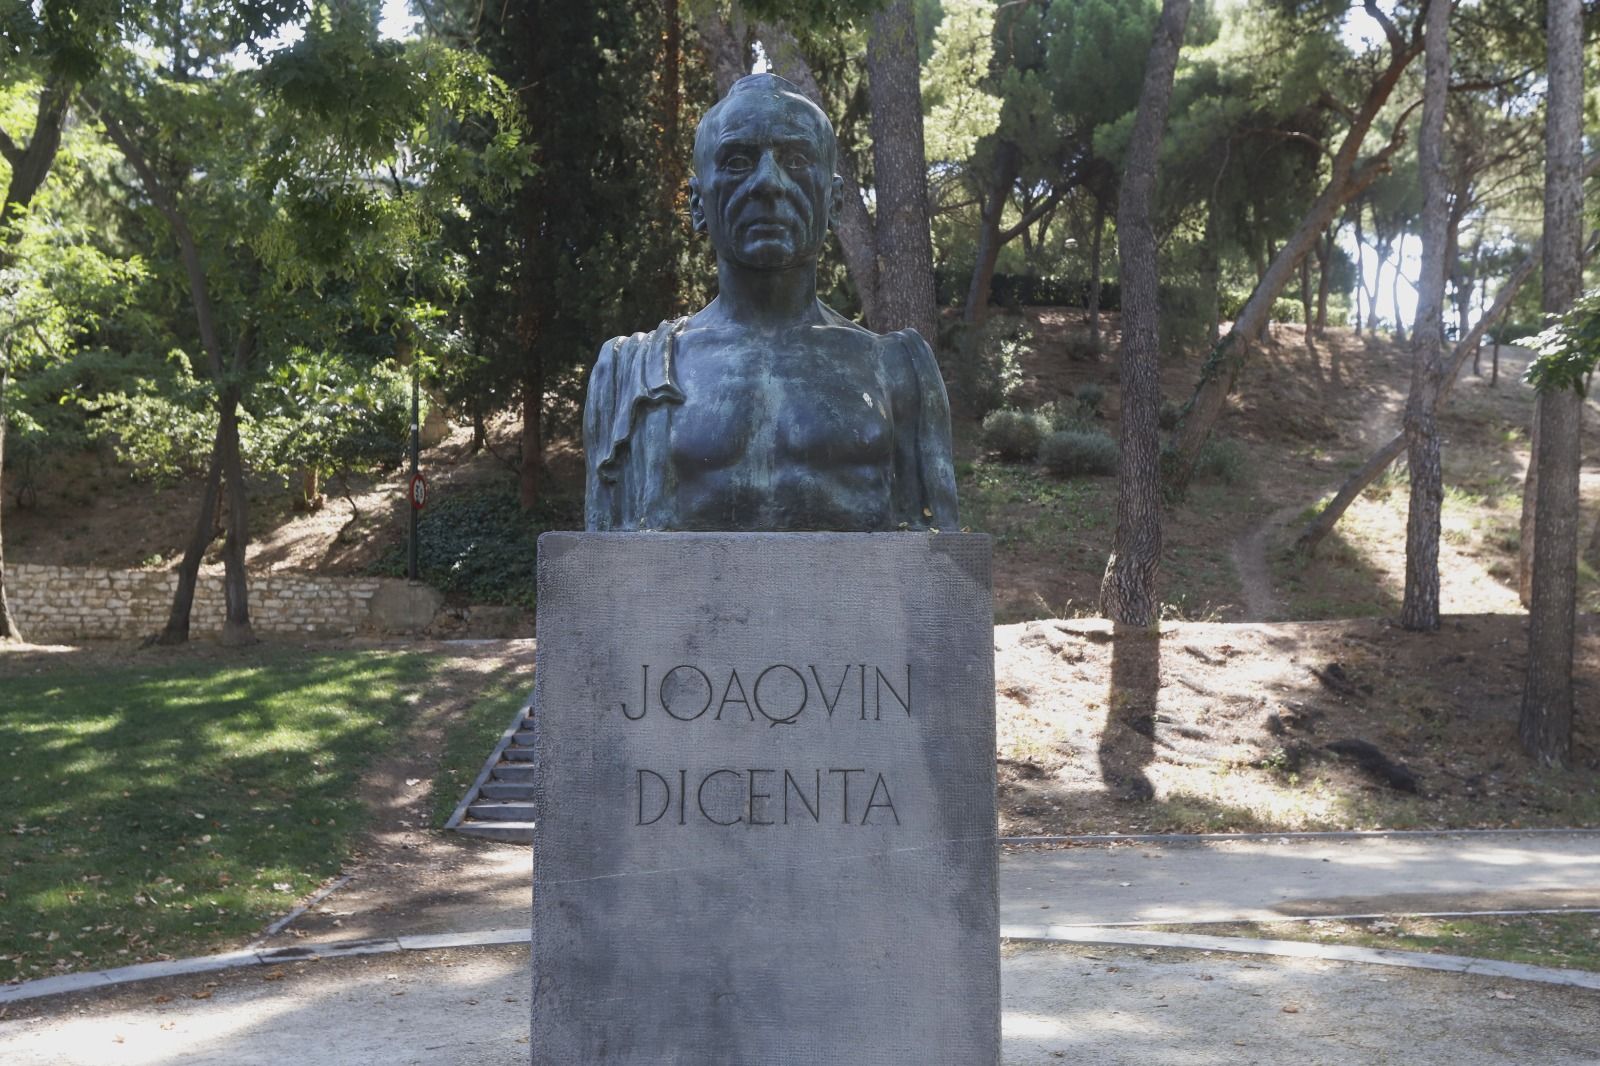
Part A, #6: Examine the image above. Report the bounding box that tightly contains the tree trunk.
[1520,0,1585,767]
[97,105,257,644]
[1353,205,1367,334]
[1299,254,1314,346]
[1201,193,1222,345]
[157,423,225,645]
[963,142,1021,325]
[1490,337,1499,385]
[1162,27,1420,497]
[1099,0,1191,625]
[1088,195,1107,349]
[865,0,937,341]
[217,390,253,646]
[0,364,19,641]
[1314,227,1333,332]
[690,4,751,95]
[1398,0,1450,633]
[1390,233,1406,343]
[1370,239,1389,336]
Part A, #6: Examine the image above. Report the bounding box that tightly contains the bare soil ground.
[993,614,1600,837]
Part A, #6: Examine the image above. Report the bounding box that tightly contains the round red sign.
[409,473,428,511]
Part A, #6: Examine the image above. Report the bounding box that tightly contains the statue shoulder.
[877,326,942,385]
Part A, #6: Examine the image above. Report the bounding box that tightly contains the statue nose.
[748,149,788,194]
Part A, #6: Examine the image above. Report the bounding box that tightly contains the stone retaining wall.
[6,564,418,640]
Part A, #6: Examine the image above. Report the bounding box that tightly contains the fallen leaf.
[190,990,212,1001]
[1282,1004,1301,1014]
[1487,990,1516,1001]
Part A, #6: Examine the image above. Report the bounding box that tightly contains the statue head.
[689,73,844,272]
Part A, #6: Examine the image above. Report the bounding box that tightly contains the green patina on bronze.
[583,74,958,533]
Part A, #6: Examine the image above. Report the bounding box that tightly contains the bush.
[981,409,1048,462]
[373,486,581,605]
[1040,429,1119,478]
[1074,382,1106,417]
[943,318,1033,417]
[1193,436,1247,484]
[1158,399,1184,431]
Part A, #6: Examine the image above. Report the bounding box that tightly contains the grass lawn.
[0,650,434,983]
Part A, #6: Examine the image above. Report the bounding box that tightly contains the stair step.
[492,764,536,783]
[479,781,536,801]
[513,730,536,746]
[502,748,536,762]
[470,801,537,821]
[456,821,535,844]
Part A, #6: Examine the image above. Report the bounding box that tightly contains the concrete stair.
[445,698,536,844]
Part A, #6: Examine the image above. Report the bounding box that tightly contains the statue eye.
[723,153,753,171]
[781,151,810,170]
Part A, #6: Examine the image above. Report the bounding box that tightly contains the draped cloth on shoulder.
[583,318,688,532]
[582,312,958,532]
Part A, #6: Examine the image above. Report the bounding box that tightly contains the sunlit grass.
[0,651,433,982]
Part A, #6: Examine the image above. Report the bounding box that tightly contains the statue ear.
[829,174,843,230]
[689,177,707,235]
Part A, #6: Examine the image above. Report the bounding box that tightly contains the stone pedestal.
[531,532,997,1065]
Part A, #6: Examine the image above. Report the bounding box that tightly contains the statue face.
[690,90,842,272]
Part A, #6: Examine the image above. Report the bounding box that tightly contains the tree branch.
[90,97,228,379]
[0,126,20,169]
[1363,0,1404,54]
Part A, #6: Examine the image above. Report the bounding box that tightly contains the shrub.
[1074,382,1106,417]
[1040,429,1119,478]
[1158,399,1184,431]
[981,409,1048,462]
[373,486,581,605]
[941,318,1032,417]
[1194,436,1247,484]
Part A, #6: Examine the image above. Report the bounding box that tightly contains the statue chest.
[667,335,896,476]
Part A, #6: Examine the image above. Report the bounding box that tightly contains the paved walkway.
[3,941,1597,1065]
[1000,830,1600,926]
[3,832,1598,1064]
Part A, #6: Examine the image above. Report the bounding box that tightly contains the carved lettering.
[874,665,912,719]
[696,769,743,826]
[715,669,754,721]
[862,773,900,825]
[753,664,806,726]
[747,768,774,825]
[660,665,713,721]
[809,665,850,717]
[632,767,901,828]
[617,663,913,726]
[784,769,821,824]
[637,769,671,826]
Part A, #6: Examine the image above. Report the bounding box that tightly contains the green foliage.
[981,408,1048,461]
[1039,428,1119,478]
[254,349,417,484]
[1521,290,1600,396]
[1193,435,1247,484]
[943,316,1032,416]
[1073,381,1106,417]
[374,486,580,605]
[922,0,1003,163]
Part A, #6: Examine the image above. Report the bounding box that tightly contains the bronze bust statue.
[583,74,958,533]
